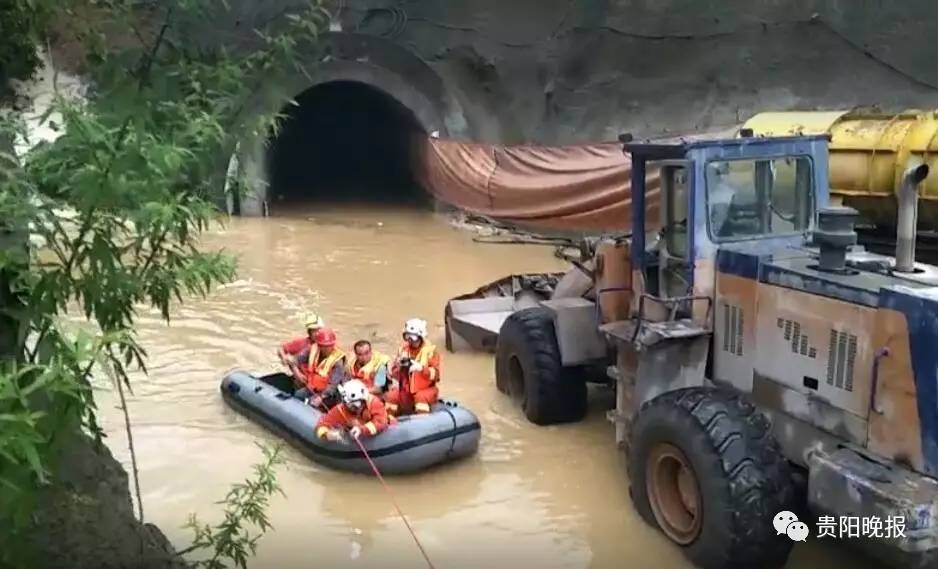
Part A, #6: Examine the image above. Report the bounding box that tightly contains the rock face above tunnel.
[215,0,938,145]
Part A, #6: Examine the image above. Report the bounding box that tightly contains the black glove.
[321,387,343,409]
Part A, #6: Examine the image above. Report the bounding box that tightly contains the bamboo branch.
[116,372,143,522]
[108,345,144,523]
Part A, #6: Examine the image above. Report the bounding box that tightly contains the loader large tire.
[495,307,587,425]
[627,387,795,569]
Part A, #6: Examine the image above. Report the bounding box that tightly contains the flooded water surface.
[92,206,884,569]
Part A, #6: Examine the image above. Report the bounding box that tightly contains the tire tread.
[627,387,795,569]
[495,307,587,425]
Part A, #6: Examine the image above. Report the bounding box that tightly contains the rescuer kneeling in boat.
[296,327,347,410]
[386,318,441,416]
[315,379,391,442]
[278,312,325,390]
[347,340,391,396]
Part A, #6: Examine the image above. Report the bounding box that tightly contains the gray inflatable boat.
[220,370,482,475]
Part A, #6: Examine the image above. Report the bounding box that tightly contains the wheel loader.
[445,132,938,568]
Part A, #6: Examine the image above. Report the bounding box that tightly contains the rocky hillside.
[214,0,938,144]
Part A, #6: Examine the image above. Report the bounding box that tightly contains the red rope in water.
[352,435,437,569]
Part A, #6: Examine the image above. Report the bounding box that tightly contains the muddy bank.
[9,430,187,569]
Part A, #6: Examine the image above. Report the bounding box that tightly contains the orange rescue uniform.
[386,340,441,415]
[315,396,392,439]
[347,352,391,392]
[306,347,346,392]
[281,336,313,381]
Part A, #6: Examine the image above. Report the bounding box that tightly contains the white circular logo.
[774,510,810,542]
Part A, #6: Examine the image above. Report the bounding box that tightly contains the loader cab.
[623,134,830,318]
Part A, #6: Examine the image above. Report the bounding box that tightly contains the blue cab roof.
[622,134,831,160]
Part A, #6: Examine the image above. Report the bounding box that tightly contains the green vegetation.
[184,443,287,569]
[0,0,56,100]
[0,0,329,565]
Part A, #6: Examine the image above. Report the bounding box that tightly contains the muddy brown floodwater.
[92,205,885,569]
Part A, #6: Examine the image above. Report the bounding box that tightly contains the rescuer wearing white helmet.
[315,379,391,442]
[386,318,442,416]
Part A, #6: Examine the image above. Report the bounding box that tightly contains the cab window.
[664,166,689,259]
[705,156,813,241]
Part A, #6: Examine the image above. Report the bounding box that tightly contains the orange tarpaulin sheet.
[414,137,661,233]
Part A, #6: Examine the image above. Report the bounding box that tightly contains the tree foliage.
[0,0,330,563]
[183,443,287,569]
[0,0,57,100]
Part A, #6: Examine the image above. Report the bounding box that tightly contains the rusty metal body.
[624,136,938,567]
[615,137,938,566]
[444,272,564,352]
[446,133,938,566]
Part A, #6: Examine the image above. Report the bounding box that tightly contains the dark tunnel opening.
[265,81,429,209]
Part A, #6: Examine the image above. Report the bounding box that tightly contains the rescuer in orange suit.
[316,380,392,442]
[296,327,347,410]
[386,318,441,416]
[347,340,392,396]
[278,312,325,388]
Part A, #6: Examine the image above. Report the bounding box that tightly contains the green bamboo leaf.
[21,443,47,484]
[0,476,22,494]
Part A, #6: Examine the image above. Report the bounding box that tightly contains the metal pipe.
[630,156,646,270]
[895,164,930,272]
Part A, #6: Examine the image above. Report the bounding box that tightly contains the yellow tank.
[742,109,938,227]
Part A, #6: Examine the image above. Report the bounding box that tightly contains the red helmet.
[314,327,337,347]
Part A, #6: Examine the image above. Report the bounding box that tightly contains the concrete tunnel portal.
[265,80,430,209]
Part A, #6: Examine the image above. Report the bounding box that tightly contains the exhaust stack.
[895,164,931,273]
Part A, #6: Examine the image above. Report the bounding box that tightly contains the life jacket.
[397,340,439,393]
[348,352,391,389]
[307,347,346,392]
[297,344,317,375]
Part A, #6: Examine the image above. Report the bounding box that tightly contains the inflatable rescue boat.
[220,370,481,474]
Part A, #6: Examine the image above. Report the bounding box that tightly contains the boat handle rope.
[442,406,458,457]
[351,434,437,569]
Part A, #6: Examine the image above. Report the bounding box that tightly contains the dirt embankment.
[14,431,188,569]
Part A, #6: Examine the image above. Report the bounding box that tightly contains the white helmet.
[339,379,368,409]
[403,318,428,340]
[304,312,325,330]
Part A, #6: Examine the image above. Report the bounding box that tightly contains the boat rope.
[351,435,437,569]
[441,405,458,457]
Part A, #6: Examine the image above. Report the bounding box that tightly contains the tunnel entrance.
[265,80,429,209]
